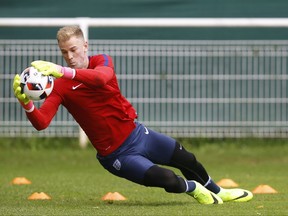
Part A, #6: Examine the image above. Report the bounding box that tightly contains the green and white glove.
[31,60,75,79]
[13,74,34,112]
[13,74,30,104]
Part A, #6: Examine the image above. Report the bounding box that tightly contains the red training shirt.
[26,54,137,156]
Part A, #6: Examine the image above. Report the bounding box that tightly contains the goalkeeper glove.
[31,60,75,79]
[13,74,34,112]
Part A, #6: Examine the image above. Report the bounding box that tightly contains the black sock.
[204,177,221,194]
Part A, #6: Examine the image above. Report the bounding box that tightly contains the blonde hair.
[56,25,84,42]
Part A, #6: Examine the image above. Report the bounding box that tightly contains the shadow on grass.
[101,200,192,207]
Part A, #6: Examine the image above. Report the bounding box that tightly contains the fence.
[1,39,288,140]
[1,18,288,145]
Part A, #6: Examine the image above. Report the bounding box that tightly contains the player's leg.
[137,125,219,192]
[135,124,222,204]
[168,142,253,202]
[168,142,220,192]
[143,165,223,204]
[142,123,252,202]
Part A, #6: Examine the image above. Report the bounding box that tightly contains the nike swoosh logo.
[72,83,82,90]
[210,193,220,204]
[232,191,249,201]
[144,126,149,135]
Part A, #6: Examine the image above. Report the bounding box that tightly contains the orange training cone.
[217,178,239,188]
[11,177,32,185]
[252,185,278,194]
[28,192,51,200]
[101,192,127,201]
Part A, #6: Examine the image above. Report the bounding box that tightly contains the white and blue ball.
[20,67,54,101]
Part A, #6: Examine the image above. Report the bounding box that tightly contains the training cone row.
[217,178,278,194]
[11,177,52,200]
[101,192,127,201]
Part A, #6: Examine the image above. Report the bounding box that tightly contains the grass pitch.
[0,138,287,215]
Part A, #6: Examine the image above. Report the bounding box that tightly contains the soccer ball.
[20,67,54,101]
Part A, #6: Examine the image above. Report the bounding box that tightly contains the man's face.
[58,36,88,69]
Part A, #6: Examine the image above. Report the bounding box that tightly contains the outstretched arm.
[73,66,114,89]
[31,60,114,89]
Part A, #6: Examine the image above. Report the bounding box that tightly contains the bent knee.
[144,165,186,193]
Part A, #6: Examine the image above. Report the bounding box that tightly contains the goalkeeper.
[13,25,253,204]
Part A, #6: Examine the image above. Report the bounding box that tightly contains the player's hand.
[31,60,64,78]
[13,74,30,105]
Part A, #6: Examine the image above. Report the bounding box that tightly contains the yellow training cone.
[217,178,239,187]
[11,177,32,185]
[28,192,51,200]
[252,185,278,194]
